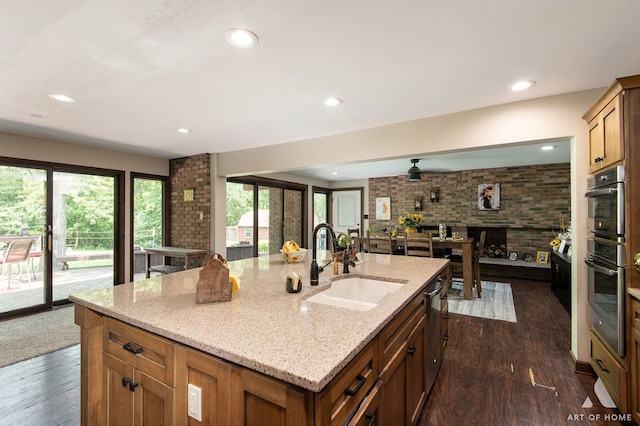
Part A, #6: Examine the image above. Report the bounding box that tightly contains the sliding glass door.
[51,171,116,302]
[226,178,306,260]
[0,160,121,319]
[0,164,48,315]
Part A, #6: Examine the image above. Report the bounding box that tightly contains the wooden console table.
[145,246,208,278]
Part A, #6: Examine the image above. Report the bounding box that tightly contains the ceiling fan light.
[407,159,422,181]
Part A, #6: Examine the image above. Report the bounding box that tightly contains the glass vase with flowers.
[398,213,423,233]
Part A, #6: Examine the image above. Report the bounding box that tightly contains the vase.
[405,227,417,234]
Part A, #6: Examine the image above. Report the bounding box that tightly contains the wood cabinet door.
[406,316,427,425]
[631,327,640,424]
[177,347,231,426]
[378,341,408,426]
[104,353,135,426]
[230,366,309,426]
[588,94,623,173]
[134,370,175,426]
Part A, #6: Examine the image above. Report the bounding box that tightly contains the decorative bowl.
[280,248,308,263]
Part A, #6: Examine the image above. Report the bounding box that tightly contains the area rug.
[0,305,79,368]
[447,279,517,323]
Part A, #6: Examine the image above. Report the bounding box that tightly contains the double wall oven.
[585,165,626,357]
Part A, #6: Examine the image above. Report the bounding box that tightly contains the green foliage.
[133,178,163,248]
[0,166,46,234]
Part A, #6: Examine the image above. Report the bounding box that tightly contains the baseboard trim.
[569,350,595,375]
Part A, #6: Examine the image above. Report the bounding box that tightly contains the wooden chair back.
[347,228,360,237]
[404,232,434,257]
[367,231,393,254]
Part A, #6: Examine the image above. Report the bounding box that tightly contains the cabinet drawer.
[317,340,378,426]
[378,292,426,366]
[631,297,640,332]
[104,317,176,386]
[346,380,381,426]
[589,330,626,410]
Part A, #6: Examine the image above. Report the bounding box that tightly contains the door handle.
[407,345,416,356]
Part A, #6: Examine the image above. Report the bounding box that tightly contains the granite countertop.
[70,252,448,392]
[628,288,640,300]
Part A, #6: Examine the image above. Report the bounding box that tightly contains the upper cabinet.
[583,75,640,173]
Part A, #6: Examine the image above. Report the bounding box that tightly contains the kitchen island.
[71,252,449,425]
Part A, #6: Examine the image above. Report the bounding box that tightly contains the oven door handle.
[584,257,618,276]
[585,187,617,197]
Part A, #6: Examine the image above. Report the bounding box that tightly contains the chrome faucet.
[310,223,339,286]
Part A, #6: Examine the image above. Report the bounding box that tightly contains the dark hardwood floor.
[0,277,633,425]
[420,277,632,426]
[0,344,79,426]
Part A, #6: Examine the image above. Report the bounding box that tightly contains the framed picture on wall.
[478,183,500,210]
[375,197,391,220]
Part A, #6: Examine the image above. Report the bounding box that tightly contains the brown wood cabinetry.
[378,291,427,425]
[584,93,623,173]
[584,75,640,415]
[629,297,640,423]
[75,266,450,425]
[589,330,627,411]
[103,317,177,425]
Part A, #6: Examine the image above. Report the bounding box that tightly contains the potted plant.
[334,233,358,262]
[398,213,423,233]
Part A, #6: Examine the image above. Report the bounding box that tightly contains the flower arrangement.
[635,252,640,273]
[398,213,423,229]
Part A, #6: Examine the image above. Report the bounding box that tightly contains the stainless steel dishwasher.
[425,275,444,393]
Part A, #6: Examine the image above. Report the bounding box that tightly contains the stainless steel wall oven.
[585,166,625,357]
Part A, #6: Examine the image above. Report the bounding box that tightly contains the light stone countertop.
[628,288,640,300]
[70,252,449,392]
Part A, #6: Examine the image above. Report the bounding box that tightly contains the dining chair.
[347,228,360,237]
[404,232,434,257]
[28,235,44,279]
[0,238,35,289]
[367,231,393,254]
[449,231,486,297]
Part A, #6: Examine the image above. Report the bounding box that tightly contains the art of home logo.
[565,396,632,422]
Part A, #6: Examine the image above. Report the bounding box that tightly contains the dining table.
[352,234,476,300]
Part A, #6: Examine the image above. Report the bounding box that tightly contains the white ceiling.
[1,0,639,175]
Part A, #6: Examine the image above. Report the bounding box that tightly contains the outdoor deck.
[0,266,154,314]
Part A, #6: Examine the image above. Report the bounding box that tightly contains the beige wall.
[218,88,603,365]
[0,131,169,279]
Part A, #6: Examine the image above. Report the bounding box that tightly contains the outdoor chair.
[0,238,34,289]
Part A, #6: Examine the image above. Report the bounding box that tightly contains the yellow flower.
[399,213,422,228]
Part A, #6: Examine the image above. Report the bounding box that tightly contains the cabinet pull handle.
[128,381,139,392]
[407,345,416,356]
[595,358,609,373]
[122,377,131,387]
[123,342,144,355]
[365,413,376,426]
[594,157,603,163]
[344,374,366,396]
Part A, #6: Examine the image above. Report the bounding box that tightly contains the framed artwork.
[536,251,549,264]
[375,197,391,220]
[478,183,500,210]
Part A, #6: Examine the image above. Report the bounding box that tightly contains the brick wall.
[368,163,570,257]
[169,154,211,266]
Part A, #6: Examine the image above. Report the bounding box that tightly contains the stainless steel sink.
[305,277,404,311]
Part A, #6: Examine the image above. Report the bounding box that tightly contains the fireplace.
[467,226,507,258]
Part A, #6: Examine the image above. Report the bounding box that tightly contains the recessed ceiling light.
[541,145,556,151]
[332,172,338,175]
[48,93,77,103]
[177,128,191,134]
[510,81,536,91]
[225,28,258,48]
[324,98,343,107]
